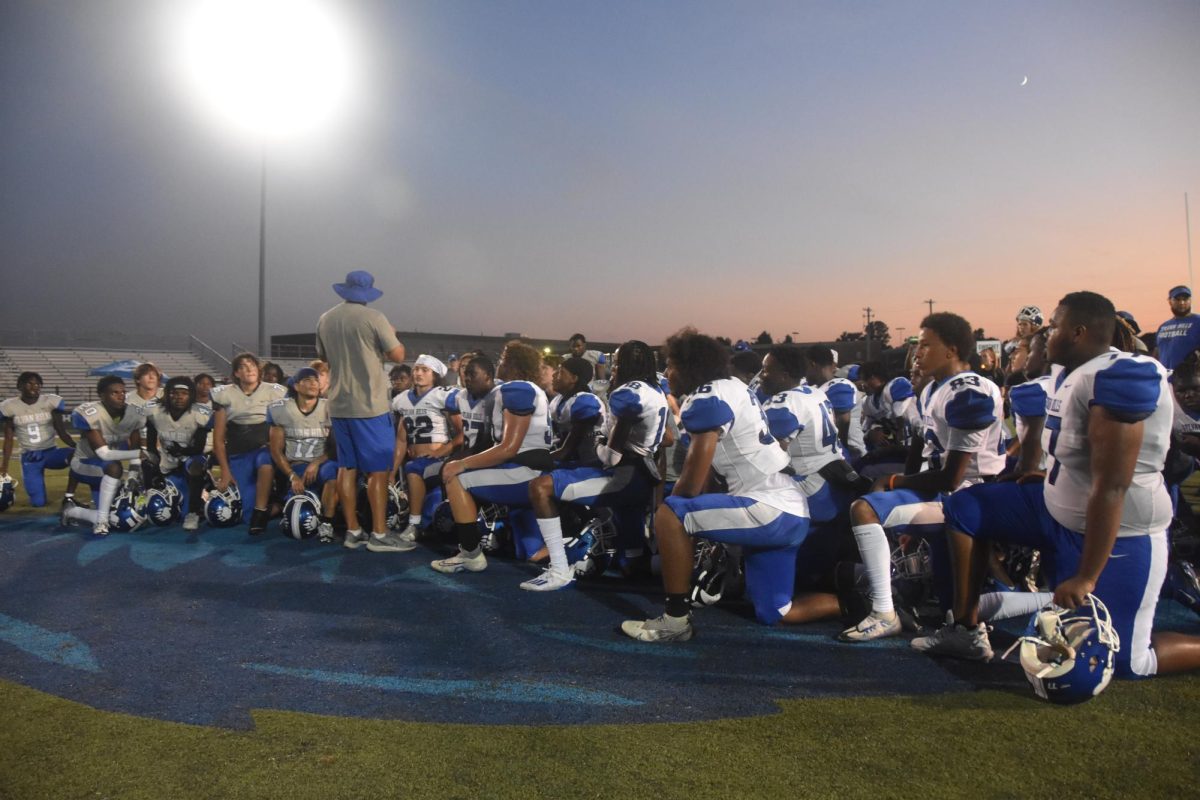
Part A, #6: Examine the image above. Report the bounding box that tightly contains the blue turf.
[0,514,1195,728]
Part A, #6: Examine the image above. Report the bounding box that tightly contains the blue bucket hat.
[333,271,383,303]
[1169,285,1191,300]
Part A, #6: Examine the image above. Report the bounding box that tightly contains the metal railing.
[189,334,231,374]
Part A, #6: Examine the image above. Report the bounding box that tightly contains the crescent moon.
[1020,75,1028,86]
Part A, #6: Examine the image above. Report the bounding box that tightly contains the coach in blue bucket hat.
[333,270,384,304]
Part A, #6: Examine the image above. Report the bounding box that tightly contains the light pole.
[258,152,267,357]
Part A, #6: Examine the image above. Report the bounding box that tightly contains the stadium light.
[171,0,361,356]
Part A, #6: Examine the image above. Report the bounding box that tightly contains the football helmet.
[1006,595,1120,705]
[0,474,17,512]
[1016,305,1044,327]
[478,503,510,555]
[689,539,739,607]
[564,507,617,578]
[108,485,147,532]
[890,539,932,582]
[204,482,243,527]
[144,482,182,527]
[386,482,410,531]
[280,491,322,540]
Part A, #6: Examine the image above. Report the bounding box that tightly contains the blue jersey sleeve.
[765,406,801,441]
[823,381,856,412]
[1009,382,1047,419]
[569,393,602,422]
[608,386,643,420]
[944,389,996,431]
[1092,358,1161,422]
[499,381,537,416]
[265,406,276,425]
[680,396,734,433]
[71,410,95,431]
[444,389,461,414]
[659,376,671,396]
[888,378,915,402]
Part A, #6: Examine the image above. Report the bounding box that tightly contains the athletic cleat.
[431,548,487,574]
[182,513,201,532]
[317,522,335,543]
[838,611,902,643]
[92,521,110,536]
[366,530,417,553]
[60,497,79,528]
[397,524,418,543]
[248,508,269,536]
[343,529,369,550]
[621,613,694,643]
[520,568,575,592]
[910,611,994,660]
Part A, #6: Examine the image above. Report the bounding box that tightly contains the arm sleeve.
[372,311,402,356]
[1092,359,1162,422]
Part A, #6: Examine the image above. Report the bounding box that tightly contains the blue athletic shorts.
[944,480,1166,678]
[404,456,445,486]
[551,464,654,508]
[331,414,394,473]
[859,488,946,537]
[663,493,810,625]
[456,462,543,507]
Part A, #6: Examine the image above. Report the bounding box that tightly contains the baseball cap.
[1169,285,1191,299]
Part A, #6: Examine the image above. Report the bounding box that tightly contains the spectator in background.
[315,270,407,552]
[444,354,462,388]
[1155,285,1200,369]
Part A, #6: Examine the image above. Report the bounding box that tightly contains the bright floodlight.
[174,0,359,144]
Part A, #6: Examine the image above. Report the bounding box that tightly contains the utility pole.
[863,306,874,361]
[923,298,935,317]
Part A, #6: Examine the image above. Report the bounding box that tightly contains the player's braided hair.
[1111,314,1138,353]
[664,327,730,397]
[611,340,658,392]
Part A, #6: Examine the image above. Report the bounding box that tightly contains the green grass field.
[3,470,1199,798]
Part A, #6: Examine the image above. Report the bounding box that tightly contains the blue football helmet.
[1009,595,1120,705]
[204,483,243,527]
[144,482,182,527]
[0,474,16,512]
[565,508,617,579]
[478,503,509,555]
[280,491,322,540]
[108,485,147,532]
[386,482,410,531]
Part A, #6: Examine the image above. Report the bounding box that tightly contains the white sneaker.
[182,513,200,532]
[431,548,487,574]
[621,613,694,643]
[366,530,417,553]
[397,524,418,543]
[520,568,575,592]
[911,611,993,661]
[838,611,901,643]
[317,522,335,543]
[61,498,79,528]
[343,529,368,550]
[92,521,110,536]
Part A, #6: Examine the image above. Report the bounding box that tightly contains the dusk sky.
[2,1,1197,351]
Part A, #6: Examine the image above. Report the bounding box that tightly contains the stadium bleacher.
[0,347,229,409]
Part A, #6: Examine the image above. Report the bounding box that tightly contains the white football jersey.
[391,386,454,446]
[489,380,552,453]
[0,393,66,451]
[1010,375,1052,468]
[549,391,607,464]
[762,385,842,497]
[71,402,146,459]
[861,377,916,436]
[1043,351,1172,537]
[446,388,491,450]
[678,378,806,516]
[210,382,288,425]
[267,398,331,463]
[607,380,669,477]
[816,377,865,457]
[916,371,1005,487]
[148,404,214,471]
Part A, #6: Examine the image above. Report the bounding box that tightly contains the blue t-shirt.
[1155,314,1200,369]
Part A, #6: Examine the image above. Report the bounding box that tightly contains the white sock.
[65,506,99,524]
[852,522,894,615]
[408,514,421,528]
[95,475,120,525]
[977,591,1054,622]
[537,517,569,575]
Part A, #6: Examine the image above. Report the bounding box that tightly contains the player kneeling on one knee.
[622,328,810,643]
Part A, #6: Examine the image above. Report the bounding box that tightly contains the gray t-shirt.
[316,302,401,418]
